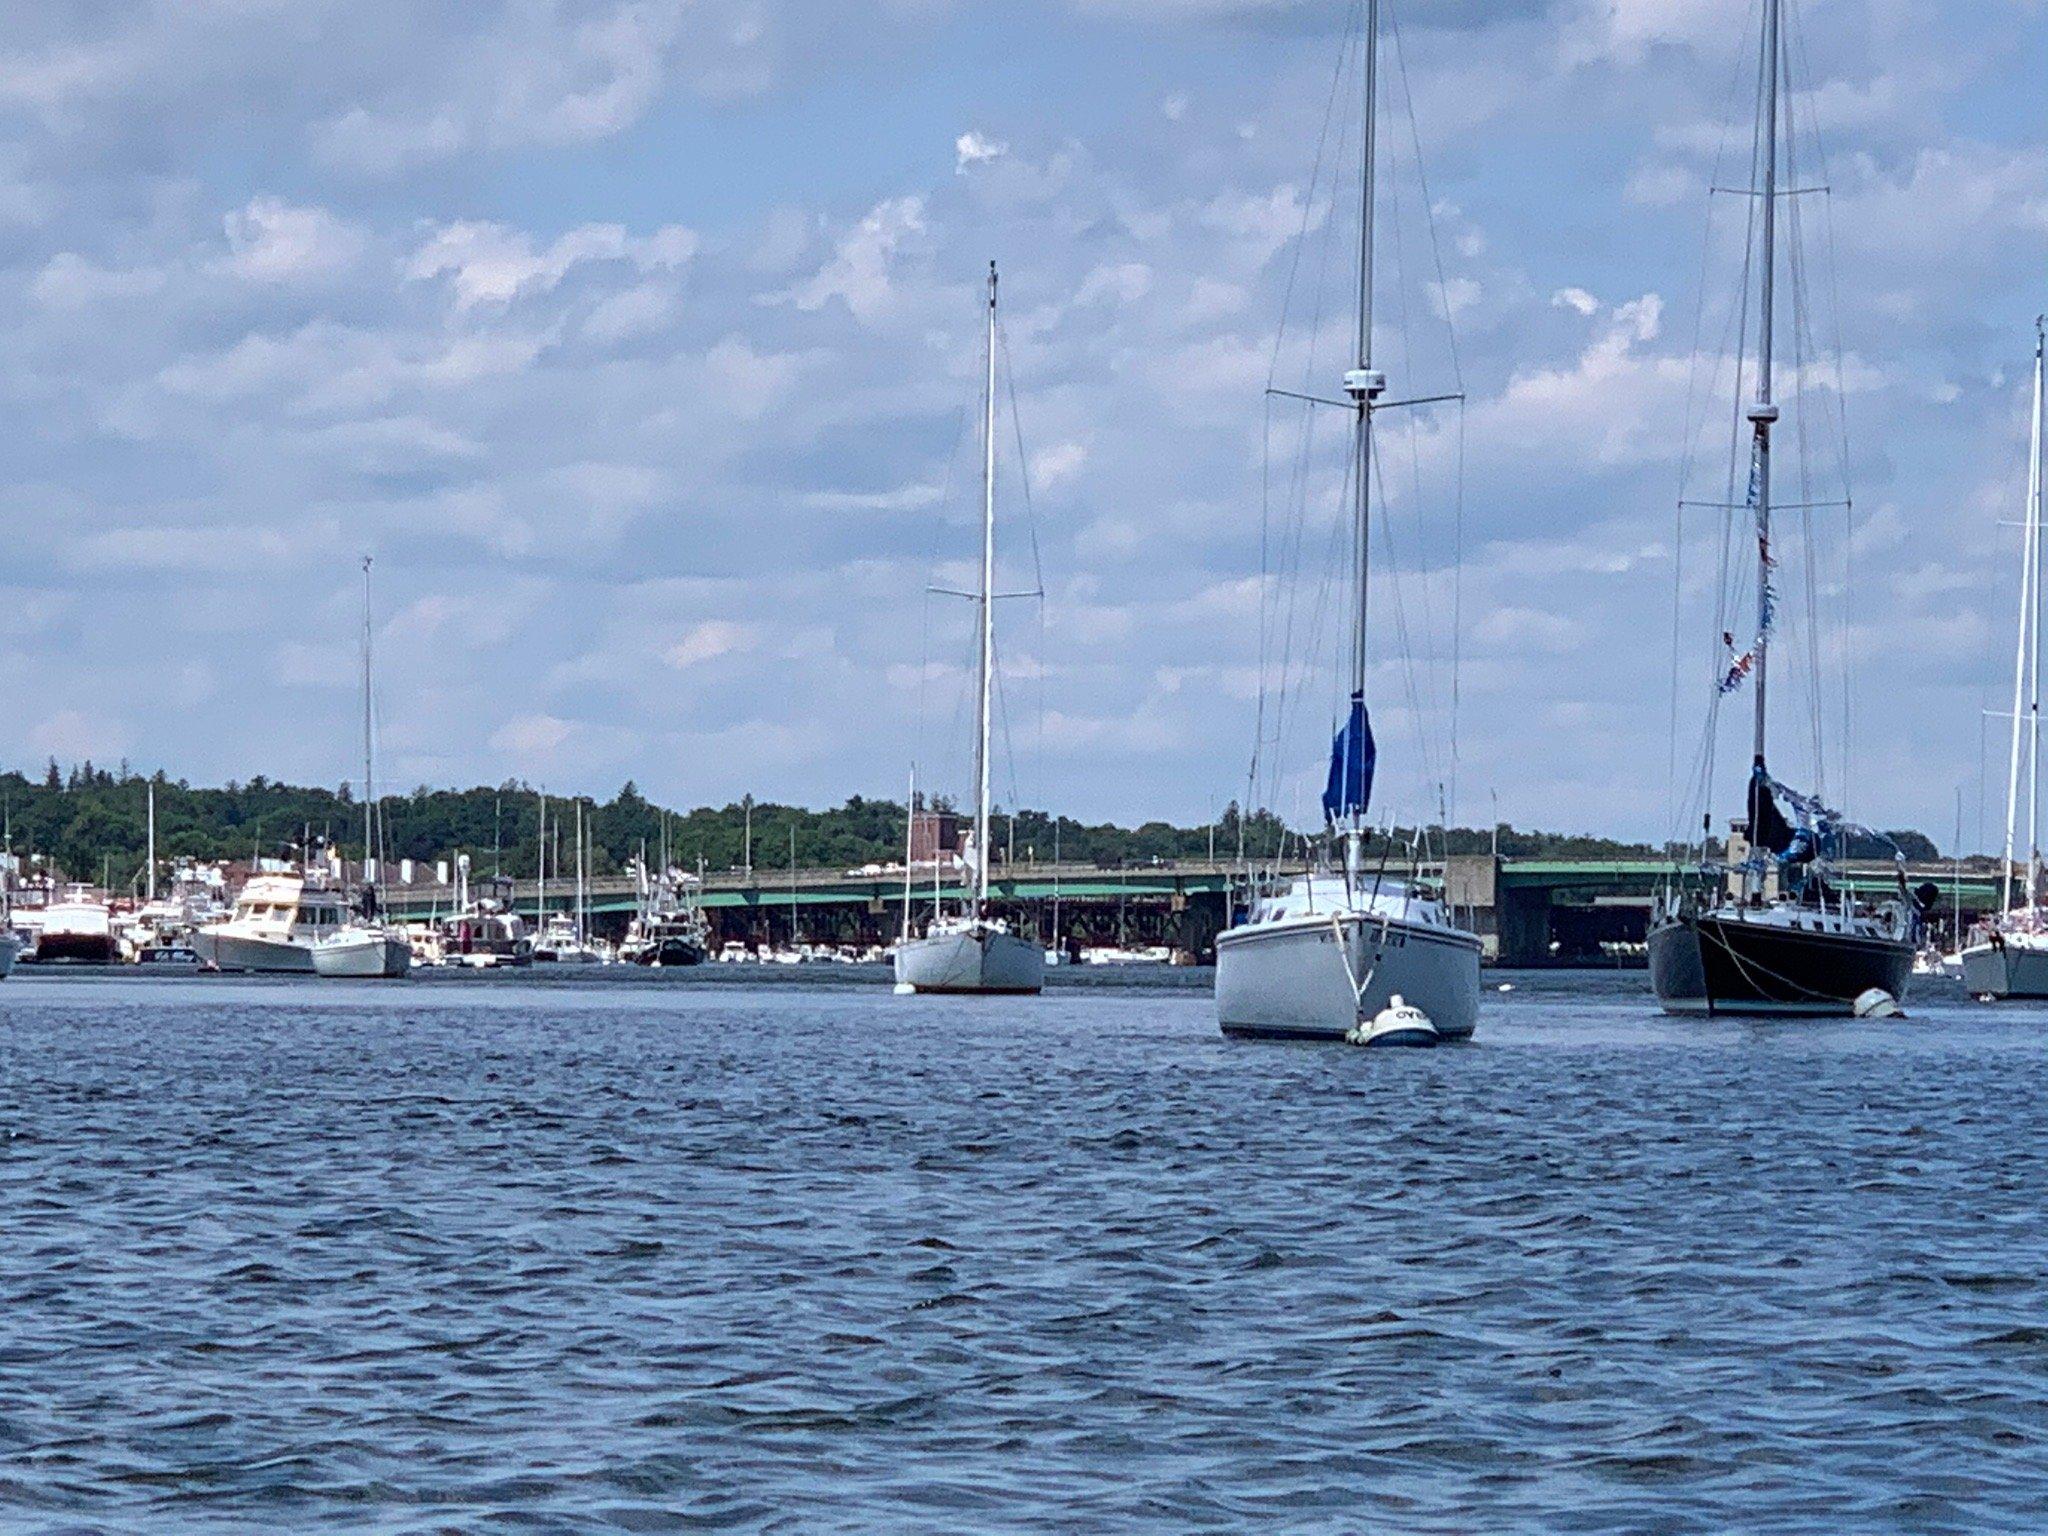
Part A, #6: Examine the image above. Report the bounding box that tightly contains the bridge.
[378,854,2005,966]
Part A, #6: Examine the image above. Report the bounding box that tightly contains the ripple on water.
[2,969,2048,1530]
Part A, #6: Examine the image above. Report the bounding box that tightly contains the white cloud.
[665,620,759,669]
[31,253,166,308]
[767,196,926,321]
[491,714,576,754]
[955,130,1009,172]
[405,219,697,310]
[221,197,365,283]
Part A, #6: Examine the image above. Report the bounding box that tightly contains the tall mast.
[360,556,376,897]
[538,790,548,930]
[1748,0,1782,775]
[146,782,156,904]
[2001,321,2045,915]
[1340,0,1386,881]
[973,260,999,914]
[901,765,916,945]
[2029,321,2046,908]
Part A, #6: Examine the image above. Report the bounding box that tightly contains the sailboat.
[0,829,16,979]
[1648,0,1915,1016]
[893,262,1044,997]
[315,557,412,979]
[1961,321,2048,1000]
[1213,0,1481,1043]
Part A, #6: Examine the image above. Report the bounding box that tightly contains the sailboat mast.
[1749,0,1782,773]
[146,782,156,904]
[974,261,999,915]
[2028,321,2046,907]
[901,765,916,945]
[360,556,376,892]
[1342,0,1384,878]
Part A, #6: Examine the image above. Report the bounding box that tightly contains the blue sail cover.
[1321,693,1377,822]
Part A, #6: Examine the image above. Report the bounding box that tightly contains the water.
[3,967,2046,1532]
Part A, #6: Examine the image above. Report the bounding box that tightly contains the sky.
[0,0,2043,849]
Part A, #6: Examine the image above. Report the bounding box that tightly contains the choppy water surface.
[4,968,2047,1532]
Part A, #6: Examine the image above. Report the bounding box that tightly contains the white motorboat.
[427,855,532,968]
[193,873,350,972]
[314,924,413,979]
[893,263,1044,999]
[31,885,120,965]
[1213,3,1479,1042]
[1961,323,2048,1000]
[532,912,605,964]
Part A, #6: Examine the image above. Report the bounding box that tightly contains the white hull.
[1216,912,1481,1041]
[894,928,1044,995]
[313,933,413,979]
[1960,940,2048,1000]
[0,935,16,979]
[193,930,317,974]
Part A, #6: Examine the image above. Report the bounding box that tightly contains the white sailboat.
[1962,321,2048,999]
[0,851,16,980]
[894,262,1044,998]
[315,557,411,979]
[535,800,607,963]
[1213,0,1481,1043]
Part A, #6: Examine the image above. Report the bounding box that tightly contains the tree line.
[0,761,1942,892]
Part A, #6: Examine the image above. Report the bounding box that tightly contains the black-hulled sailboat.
[1648,0,1915,1017]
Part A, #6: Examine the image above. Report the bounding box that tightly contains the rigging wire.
[1256,7,1360,821]
[1390,0,1467,826]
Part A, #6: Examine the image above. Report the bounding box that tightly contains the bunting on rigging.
[1719,438,1779,695]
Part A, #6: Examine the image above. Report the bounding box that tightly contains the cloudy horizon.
[0,0,2042,849]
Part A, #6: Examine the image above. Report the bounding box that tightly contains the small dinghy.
[1347,995,1440,1049]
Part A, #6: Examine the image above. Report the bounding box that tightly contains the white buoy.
[1852,988,1904,1020]
[1497,983,1516,993]
[1347,995,1440,1048]
[892,982,916,996]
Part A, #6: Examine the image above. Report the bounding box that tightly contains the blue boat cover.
[1322,693,1377,822]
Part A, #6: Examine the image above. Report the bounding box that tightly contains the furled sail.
[1746,759,1797,857]
[1322,693,1377,823]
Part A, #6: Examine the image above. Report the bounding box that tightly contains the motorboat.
[193,874,350,972]
[30,885,120,965]
[532,911,606,964]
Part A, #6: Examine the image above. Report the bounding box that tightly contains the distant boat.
[436,862,533,968]
[892,262,1044,998]
[30,885,120,966]
[0,932,16,979]
[194,873,350,973]
[316,556,411,980]
[1213,0,1480,1044]
[533,911,606,965]
[619,872,708,967]
[1961,321,2048,1000]
[1648,0,1914,1017]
